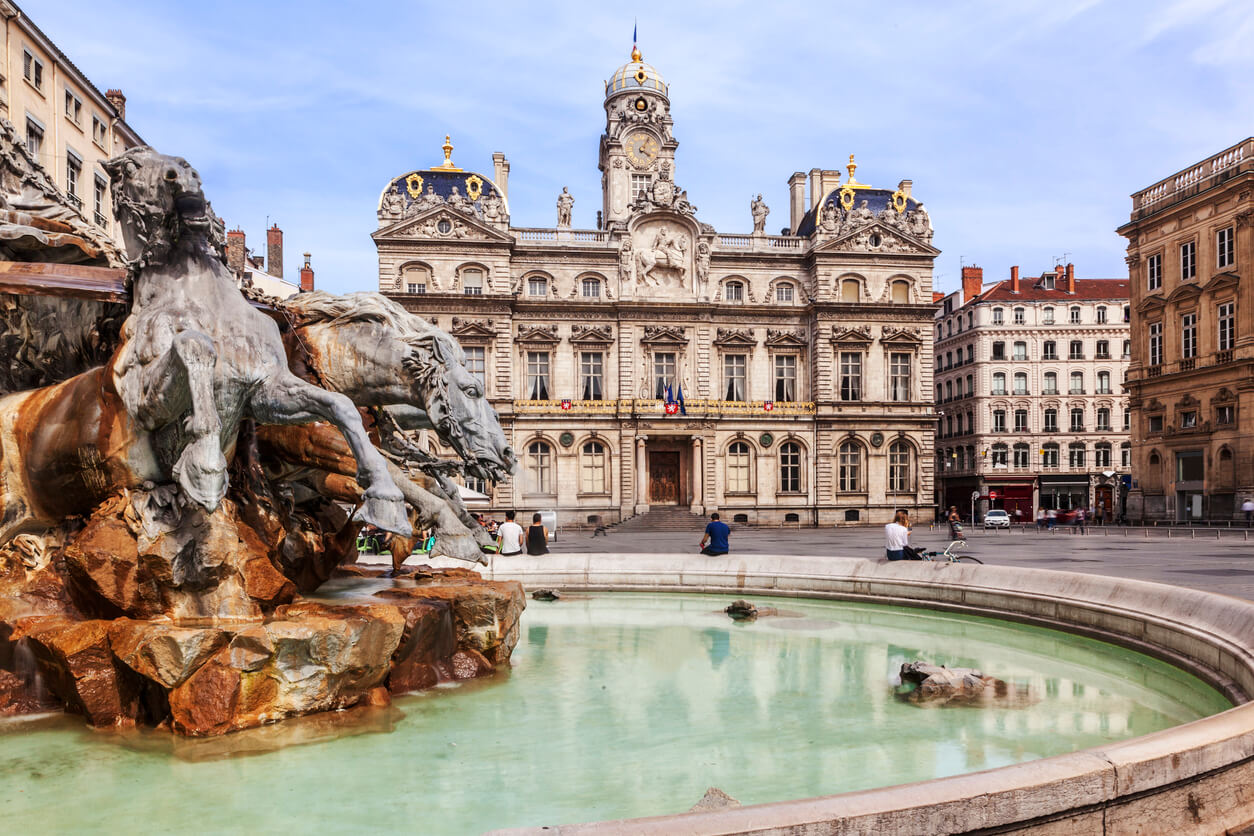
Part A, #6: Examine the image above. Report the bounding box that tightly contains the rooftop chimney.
[266,224,283,279]
[226,228,246,273]
[299,253,314,292]
[1064,262,1076,294]
[491,152,510,200]
[788,172,806,234]
[1010,265,1020,293]
[897,179,913,200]
[961,265,984,304]
[105,89,126,120]
[808,168,822,211]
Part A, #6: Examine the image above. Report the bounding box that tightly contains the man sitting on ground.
[497,510,524,556]
[699,512,731,556]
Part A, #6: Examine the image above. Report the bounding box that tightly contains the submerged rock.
[690,787,741,812]
[897,660,1021,707]
[531,588,561,601]
[725,600,758,620]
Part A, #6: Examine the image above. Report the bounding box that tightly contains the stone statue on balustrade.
[446,186,475,216]
[556,187,574,227]
[751,194,769,233]
[380,188,404,221]
[908,203,933,241]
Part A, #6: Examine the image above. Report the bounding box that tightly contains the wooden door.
[648,452,680,504]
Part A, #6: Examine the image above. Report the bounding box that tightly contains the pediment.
[1212,387,1237,403]
[765,328,806,348]
[1202,271,1240,293]
[881,327,923,345]
[830,325,872,345]
[641,325,688,345]
[1165,282,1203,304]
[570,324,615,345]
[1136,293,1167,313]
[815,221,939,256]
[516,324,560,345]
[714,327,757,347]
[373,208,513,244]
[449,317,496,341]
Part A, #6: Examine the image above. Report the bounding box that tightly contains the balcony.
[1180,357,1196,372]
[1218,349,1234,364]
[93,211,107,227]
[1131,137,1253,218]
[1147,366,1162,378]
[514,228,609,245]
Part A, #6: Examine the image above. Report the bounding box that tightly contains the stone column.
[635,435,649,515]
[691,436,704,515]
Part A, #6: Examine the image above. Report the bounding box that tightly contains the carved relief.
[641,325,688,344]
[714,327,757,346]
[449,318,496,340]
[631,220,692,290]
[570,324,615,345]
[765,328,806,347]
[516,324,560,344]
[831,325,873,344]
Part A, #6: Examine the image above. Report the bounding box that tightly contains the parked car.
[983,509,1011,529]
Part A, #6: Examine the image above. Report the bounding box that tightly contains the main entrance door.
[648,452,680,504]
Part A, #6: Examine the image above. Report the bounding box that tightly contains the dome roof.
[606,46,667,100]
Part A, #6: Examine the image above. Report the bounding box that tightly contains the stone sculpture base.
[0,491,524,735]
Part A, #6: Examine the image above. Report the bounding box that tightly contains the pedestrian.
[496,510,524,556]
[1075,506,1086,534]
[1046,508,1057,530]
[1014,507,1023,527]
[885,510,911,561]
[525,512,549,556]
[947,506,963,541]
[699,512,730,556]
[1036,507,1046,530]
[1243,499,1254,527]
[1096,504,1105,526]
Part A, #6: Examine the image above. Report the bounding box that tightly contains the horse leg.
[428,470,493,548]
[249,372,410,537]
[389,463,486,564]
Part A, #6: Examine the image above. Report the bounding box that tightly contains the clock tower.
[599,43,677,228]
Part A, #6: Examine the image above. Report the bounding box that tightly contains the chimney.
[299,252,315,292]
[1065,262,1076,294]
[788,172,806,233]
[226,228,246,273]
[808,167,822,211]
[266,224,283,279]
[961,265,984,303]
[491,152,510,200]
[105,89,126,120]
[1010,265,1020,293]
[897,179,913,200]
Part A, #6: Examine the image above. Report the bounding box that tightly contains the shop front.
[1039,475,1090,511]
[984,478,1036,523]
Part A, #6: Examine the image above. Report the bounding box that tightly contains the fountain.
[0,134,523,734]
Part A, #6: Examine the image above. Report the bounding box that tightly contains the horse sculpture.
[0,148,410,545]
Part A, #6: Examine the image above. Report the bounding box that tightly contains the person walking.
[1075,506,1087,535]
[885,510,911,561]
[525,512,549,556]
[497,510,524,556]
[1243,499,1254,527]
[1036,507,1046,530]
[699,512,731,556]
[1046,508,1057,530]
[947,506,963,541]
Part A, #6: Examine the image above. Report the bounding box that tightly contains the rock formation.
[897,661,1030,707]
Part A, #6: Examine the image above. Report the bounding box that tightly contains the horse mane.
[283,291,429,337]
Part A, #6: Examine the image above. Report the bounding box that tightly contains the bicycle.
[915,539,983,564]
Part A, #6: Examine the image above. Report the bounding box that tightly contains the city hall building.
[374,44,940,527]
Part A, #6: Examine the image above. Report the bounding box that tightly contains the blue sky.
[42,0,1254,294]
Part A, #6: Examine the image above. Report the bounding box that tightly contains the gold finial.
[435,135,462,171]
[846,154,858,183]
[631,44,642,62]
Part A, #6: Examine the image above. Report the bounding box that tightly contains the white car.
[983,509,1011,529]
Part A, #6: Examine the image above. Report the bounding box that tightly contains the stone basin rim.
[468,553,1254,835]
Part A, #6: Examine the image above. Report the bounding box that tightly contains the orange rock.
[376,577,525,666]
[13,615,140,727]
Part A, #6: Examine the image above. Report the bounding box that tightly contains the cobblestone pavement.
[495,522,1254,601]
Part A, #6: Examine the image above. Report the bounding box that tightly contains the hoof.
[431,532,489,565]
[353,494,412,537]
[172,435,228,512]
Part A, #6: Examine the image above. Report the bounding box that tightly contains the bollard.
[1218,530,1222,540]
[1145,527,1149,539]
[1168,529,1172,538]
[1191,529,1195,539]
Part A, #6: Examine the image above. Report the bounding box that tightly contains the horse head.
[103,147,214,274]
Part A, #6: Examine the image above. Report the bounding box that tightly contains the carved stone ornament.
[831,325,873,344]
[642,324,688,344]
[765,328,806,347]
[449,317,496,340]
[881,326,923,344]
[570,324,614,345]
[714,327,757,346]
[516,324,560,344]
[632,221,691,289]
[1212,387,1236,403]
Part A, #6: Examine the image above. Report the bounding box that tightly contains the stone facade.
[934,265,1131,522]
[0,1,143,242]
[1118,138,1254,522]
[373,46,940,527]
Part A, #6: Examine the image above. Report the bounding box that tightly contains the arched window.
[1097,371,1111,394]
[726,441,751,493]
[775,282,794,303]
[1096,306,1108,324]
[1096,407,1111,431]
[1013,307,1025,324]
[1043,306,1055,324]
[779,442,802,492]
[400,262,430,294]
[1042,443,1060,468]
[889,441,913,491]
[724,280,745,302]
[1146,451,1162,491]
[991,443,1008,468]
[1013,341,1027,360]
[891,280,910,304]
[1068,442,1086,468]
[527,275,548,296]
[1044,371,1058,394]
[461,266,484,295]
[992,307,1004,324]
[966,311,973,329]
[1070,306,1082,324]
[1217,447,1235,490]
[1094,442,1112,468]
[1070,407,1085,432]
[1070,371,1084,394]
[580,441,607,494]
[1120,442,1131,468]
[965,374,974,396]
[838,441,862,492]
[1043,340,1057,360]
[945,381,953,400]
[581,277,601,298]
[841,278,860,302]
[992,372,1007,395]
[1013,372,1027,394]
[527,441,552,493]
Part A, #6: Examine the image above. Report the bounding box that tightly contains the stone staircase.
[609,506,707,533]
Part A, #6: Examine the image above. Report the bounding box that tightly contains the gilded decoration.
[405,173,424,199]
[891,189,907,213]
[465,174,484,201]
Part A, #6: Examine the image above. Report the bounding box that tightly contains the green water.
[0,592,1232,835]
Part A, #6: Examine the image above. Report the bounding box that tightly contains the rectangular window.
[1095,340,1110,359]
[580,351,603,401]
[1014,409,1028,432]
[462,269,483,295]
[630,174,652,203]
[1123,409,1130,431]
[1122,339,1130,358]
[1043,341,1057,360]
[22,49,43,90]
[1042,446,1059,468]
[1148,414,1163,433]
[1097,306,1107,324]
[1044,409,1058,432]
[991,373,1006,395]
[992,410,1006,433]
[1043,307,1055,325]
[1043,372,1058,395]
[1181,241,1196,280]
[1121,445,1131,468]
[66,150,82,199]
[991,447,1008,467]
[774,354,797,402]
[776,284,794,303]
[723,281,744,302]
[1217,404,1235,425]
[839,352,862,401]
[1069,340,1084,360]
[1014,446,1029,468]
[527,277,547,297]
[1069,445,1086,468]
[1181,312,1197,359]
[581,277,601,298]
[65,89,83,125]
[1097,408,1112,431]
[525,351,550,400]
[653,352,676,399]
[1070,307,1081,324]
[992,308,1004,325]
[1013,342,1027,361]
[1070,409,1085,432]
[93,175,107,226]
[1013,373,1027,395]
[1180,410,1197,429]
[723,354,747,401]
[1217,226,1235,269]
[1218,302,1235,352]
[463,346,486,387]
[1149,322,1163,366]
[889,352,911,402]
[991,341,1005,360]
[24,117,43,159]
[92,115,108,148]
[1013,308,1025,325]
[1147,253,1162,291]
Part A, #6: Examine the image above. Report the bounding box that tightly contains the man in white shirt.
[497,510,524,556]
[885,510,912,560]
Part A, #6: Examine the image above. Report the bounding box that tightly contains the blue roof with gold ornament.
[377,135,509,217]
[794,156,920,237]
[605,45,668,100]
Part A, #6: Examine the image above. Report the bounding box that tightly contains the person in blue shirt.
[699,512,730,556]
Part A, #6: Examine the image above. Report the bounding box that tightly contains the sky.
[39,0,1254,294]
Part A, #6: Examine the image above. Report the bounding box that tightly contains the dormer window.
[462,268,484,295]
[775,283,794,303]
[527,277,547,297]
[581,277,601,298]
[1042,274,1055,290]
[724,280,744,302]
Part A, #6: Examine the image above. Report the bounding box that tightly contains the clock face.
[625,131,660,169]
